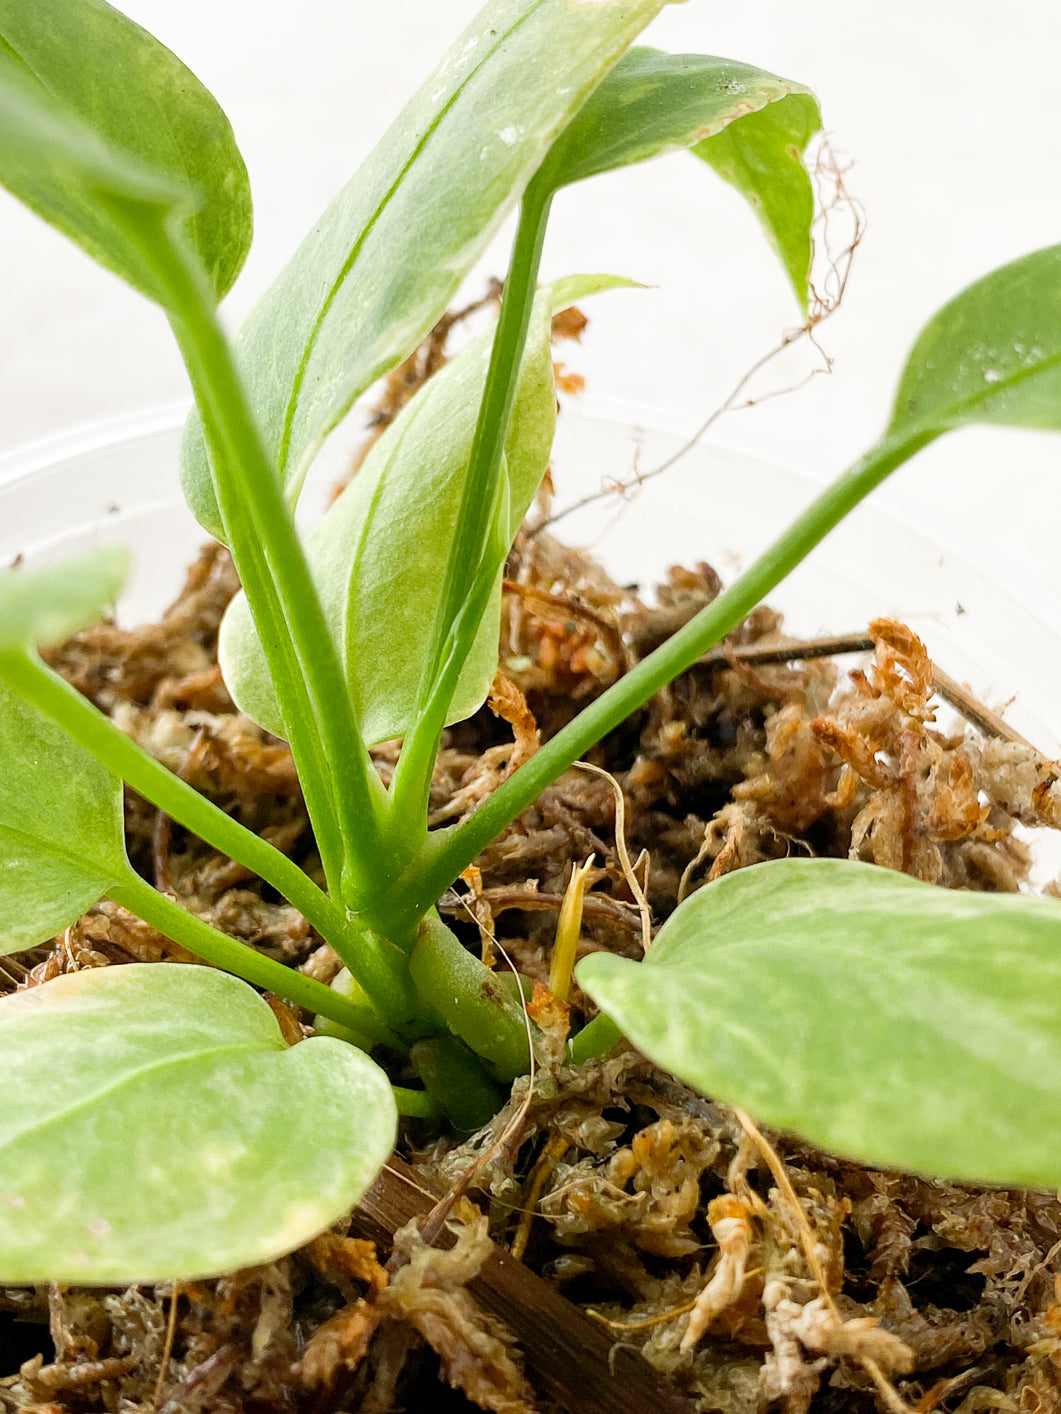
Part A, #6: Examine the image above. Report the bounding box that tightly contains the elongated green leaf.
[578,858,1061,1187]
[219,276,628,745]
[0,548,128,652]
[181,0,673,541]
[0,965,396,1281]
[0,655,127,953]
[534,48,820,310]
[0,0,250,299]
[887,244,1061,440]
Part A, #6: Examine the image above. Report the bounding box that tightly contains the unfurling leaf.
[0,0,250,299]
[887,244,1061,440]
[535,48,821,310]
[180,0,673,540]
[219,277,630,746]
[578,857,1061,1188]
[0,965,397,1282]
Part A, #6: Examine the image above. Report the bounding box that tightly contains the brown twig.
[151,1283,181,1414]
[533,136,866,537]
[697,633,1044,751]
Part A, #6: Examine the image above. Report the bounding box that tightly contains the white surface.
[1,3,1058,627]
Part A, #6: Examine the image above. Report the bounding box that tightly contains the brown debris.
[384,1208,535,1413]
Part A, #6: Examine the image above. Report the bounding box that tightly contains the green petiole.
[109,871,404,1047]
[138,216,390,908]
[396,429,937,926]
[0,647,417,1030]
[389,183,555,841]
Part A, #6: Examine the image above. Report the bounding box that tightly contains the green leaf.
[693,80,820,313]
[0,0,250,300]
[534,48,820,310]
[887,244,1061,440]
[0,548,129,652]
[0,51,193,307]
[219,277,629,746]
[0,656,127,953]
[578,858,1061,1188]
[0,964,396,1282]
[180,0,672,541]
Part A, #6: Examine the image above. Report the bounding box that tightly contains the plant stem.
[565,1013,623,1067]
[0,648,416,1029]
[109,871,405,1047]
[392,1086,443,1121]
[388,183,554,848]
[399,430,937,923]
[145,221,388,905]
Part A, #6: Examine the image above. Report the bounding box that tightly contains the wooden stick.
[349,1154,700,1414]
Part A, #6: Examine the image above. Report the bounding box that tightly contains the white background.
[1,1,1059,641]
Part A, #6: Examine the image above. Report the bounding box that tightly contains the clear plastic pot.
[1,398,1057,777]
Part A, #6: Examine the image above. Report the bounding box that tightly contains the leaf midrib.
[0,1036,276,1154]
[275,0,549,475]
[895,313,1061,435]
[0,817,121,881]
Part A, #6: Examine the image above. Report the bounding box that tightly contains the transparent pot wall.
[551,409,1061,757]
[0,405,203,624]
[2,398,1058,763]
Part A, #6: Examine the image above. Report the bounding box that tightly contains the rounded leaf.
[579,857,1061,1187]
[0,965,397,1282]
[0,664,127,953]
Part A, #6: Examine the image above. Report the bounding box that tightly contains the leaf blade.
[0,49,193,308]
[535,48,820,309]
[0,548,129,652]
[180,0,671,540]
[0,965,397,1282]
[693,88,820,312]
[0,0,250,299]
[887,244,1061,440]
[0,660,127,953]
[578,857,1061,1187]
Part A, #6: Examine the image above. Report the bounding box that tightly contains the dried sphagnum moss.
[4,310,1061,1414]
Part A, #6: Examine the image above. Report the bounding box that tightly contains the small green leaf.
[578,858,1061,1187]
[180,0,672,541]
[0,964,397,1282]
[0,0,250,299]
[887,244,1061,440]
[535,48,820,310]
[0,548,129,651]
[219,277,629,746]
[0,656,127,953]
